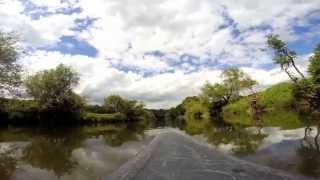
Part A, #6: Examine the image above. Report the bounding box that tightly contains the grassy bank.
[223,82,305,129]
[81,112,127,123]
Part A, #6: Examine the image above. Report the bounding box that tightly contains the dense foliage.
[309,45,320,83]
[24,64,84,121]
[294,45,320,112]
[201,68,256,121]
[103,95,154,123]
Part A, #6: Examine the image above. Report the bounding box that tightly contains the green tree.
[201,68,256,121]
[103,95,128,113]
[267,34,305,82]
[0,31,21,97]
[103,95,152,122]
[293,45,320,113]
[165,105,185,128]
[308,45,320,83]
[24,64,83,115]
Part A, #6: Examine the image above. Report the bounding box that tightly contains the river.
[0,123,319,179]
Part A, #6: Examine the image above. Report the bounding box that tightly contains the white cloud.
[20,51,299,108]
[75,0,320,67]
[76,0,226,59]
[222,0,320,39]
[2,0,319,108]
[0,0,78,47]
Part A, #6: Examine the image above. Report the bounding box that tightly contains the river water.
[0,124,319,180]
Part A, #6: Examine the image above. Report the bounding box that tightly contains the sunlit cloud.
[1,0,320,108]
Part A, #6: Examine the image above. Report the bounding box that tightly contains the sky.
[1,0,320,108]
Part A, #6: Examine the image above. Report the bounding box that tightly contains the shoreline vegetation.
[0,31,320,130]
[0,96,155,127]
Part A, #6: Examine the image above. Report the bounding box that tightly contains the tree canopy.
[24,64,83,113]
[293,44,320,113]
[200,68,256,121]
[267,34,305,82]
[308,45,320,83]
[103,95,152,122]
[104,95,130,114]
[201,68,256,107]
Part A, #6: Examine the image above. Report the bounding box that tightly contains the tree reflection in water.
[0,148,18,180]
[183,113,266,156]
[21,123,147,177]
[0,122,149,179]
[297,125,320,178]
[22,128,85,177]
[84,123,146,147]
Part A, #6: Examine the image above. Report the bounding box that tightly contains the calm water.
[189,126,320,178]
[0,123,319,179]
[0,124,154,180]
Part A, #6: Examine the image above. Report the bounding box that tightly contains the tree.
[165,105,185,128]
[293,45,320,113]
[201,68,256,121]
[103,95,128,113]
[103,95,151,122]
[0,31,21,97]
[267,34,305,82]
[308,45,320,83]
[24,64,83,115]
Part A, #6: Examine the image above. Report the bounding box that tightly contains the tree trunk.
[283,68,298,83]
[291,60,305,79]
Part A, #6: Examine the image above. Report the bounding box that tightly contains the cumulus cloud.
[2,0,320,108]
[76,0,320,66]
[20,51,295,108]
[0,0,78,47]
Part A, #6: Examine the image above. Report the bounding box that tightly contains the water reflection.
[21,129,85,177]
[297,125,320,178]
[0,123,151,180]
[183,117,266,156]
[0,148,18,180]
[182,115,320,178]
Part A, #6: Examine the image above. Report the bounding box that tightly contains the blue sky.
[1,0,320,108]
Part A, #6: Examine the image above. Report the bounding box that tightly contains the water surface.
[0,124,154,180]
[185,125,320,178]
[0,123,319,179]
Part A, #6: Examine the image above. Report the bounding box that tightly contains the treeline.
[0,31,154,126]
[0,64,154,126]
[165,35,320,129]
